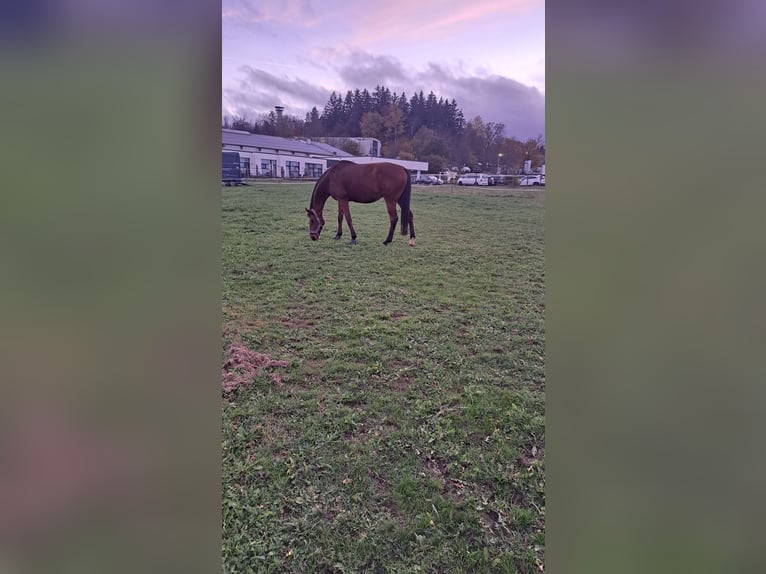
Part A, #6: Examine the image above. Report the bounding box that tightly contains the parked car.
[457,173,489,186]
[518,174,545,187]
[413,175,442,185]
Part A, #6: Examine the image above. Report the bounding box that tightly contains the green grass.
[222,183,545,573]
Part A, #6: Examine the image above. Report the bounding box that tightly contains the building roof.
[340,156,429,171]
[222,129,352,158]
[308,141,353,156]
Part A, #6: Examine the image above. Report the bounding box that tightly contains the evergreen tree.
[372,85,391,113]
[321,92,344,134]
[306,84,537,169]
[305,107,322,138]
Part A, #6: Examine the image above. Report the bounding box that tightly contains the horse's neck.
[311,182,331,212]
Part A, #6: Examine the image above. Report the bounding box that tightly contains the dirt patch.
[424,456,450,492]
[222,307,265,340]
[388,375,411,391]
[221,343,289,393]
[368,471,399,518]
[344,424,368,444]
[280,315,315,329]
[227,263,273,277]
[383,418,400,432]
[425,456,450,480]
[518,444,543,468]
[480,509,501,531]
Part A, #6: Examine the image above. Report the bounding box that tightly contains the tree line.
[223,85,544,174]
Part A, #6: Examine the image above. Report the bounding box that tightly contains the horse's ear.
[305,208,310,214]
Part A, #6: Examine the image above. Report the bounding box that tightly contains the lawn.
[222,182,545,573]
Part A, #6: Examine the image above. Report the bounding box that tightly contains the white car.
[457,173,489,186]
[519,175,545,187]
[414,175,442,185]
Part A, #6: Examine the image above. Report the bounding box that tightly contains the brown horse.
[306,161,416,246]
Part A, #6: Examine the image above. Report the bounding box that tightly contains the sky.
[222,0,545,140]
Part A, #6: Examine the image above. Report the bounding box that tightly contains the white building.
[322,137,382,158]
[222,129,426,178]
[347,137,381,157]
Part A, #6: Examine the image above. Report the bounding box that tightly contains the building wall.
[347,138,381,157]
[221,144,328,178]
[222,142,427,177]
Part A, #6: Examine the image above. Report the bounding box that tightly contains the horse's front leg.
[338,200,357,244]
[333,206,343,240]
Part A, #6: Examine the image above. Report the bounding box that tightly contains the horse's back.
[330,162,408,202]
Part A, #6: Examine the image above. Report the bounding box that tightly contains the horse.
[306,161,416,246]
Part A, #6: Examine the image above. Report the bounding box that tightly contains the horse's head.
[306,207,324,240]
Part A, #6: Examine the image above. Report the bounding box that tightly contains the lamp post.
[497,153,503,175]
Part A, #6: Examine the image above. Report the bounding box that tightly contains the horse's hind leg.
[383,199,398,245]
[338,200,357,244]
[333,206,343,240]
[408,211,416,246]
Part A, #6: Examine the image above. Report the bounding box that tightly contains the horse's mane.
[309,171,328,210]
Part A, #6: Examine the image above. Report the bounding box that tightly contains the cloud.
[420,65,545,139]
[223,66,331,118]
[454,76,545,140]
[335,51,410,87]
[333,53,545,139]
[346,0,540,46]
[222,0,322,28]
[420,0,537,35]
[223,52,544,140]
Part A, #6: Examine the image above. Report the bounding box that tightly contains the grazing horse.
[306,161,416,246]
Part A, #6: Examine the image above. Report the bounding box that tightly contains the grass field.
[222,182,545,573]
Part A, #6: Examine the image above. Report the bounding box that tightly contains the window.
[239,157,251,178]
[286,161,300,178]
[371,140,379,157]
[261,159,276,176]
[305,162,322,177]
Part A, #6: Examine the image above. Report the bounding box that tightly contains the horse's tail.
[399,170,411,235]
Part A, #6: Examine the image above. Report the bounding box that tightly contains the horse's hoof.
[383,241,390,246]
[333,235,341,240]
[350,239,357,245]
[408,239,416,247]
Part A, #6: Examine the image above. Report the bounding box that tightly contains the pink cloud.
[349,0,540,45]
[422,0,538,34]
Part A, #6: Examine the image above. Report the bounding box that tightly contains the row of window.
[257,160,323,178]
[225,145,326,178]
